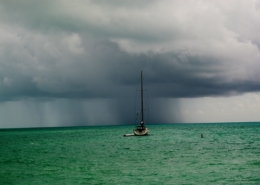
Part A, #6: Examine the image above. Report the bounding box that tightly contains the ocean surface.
[1,122,260,184]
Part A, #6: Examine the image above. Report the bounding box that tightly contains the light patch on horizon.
[179,92,260,123]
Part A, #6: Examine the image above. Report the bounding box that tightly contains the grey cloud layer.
[1,0,260,100]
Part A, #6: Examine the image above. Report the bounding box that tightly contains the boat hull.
[133,128,149,136]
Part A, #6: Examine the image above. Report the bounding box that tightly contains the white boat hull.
[133,128,149,136]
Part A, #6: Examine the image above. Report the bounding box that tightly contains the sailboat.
[133,71,149,136]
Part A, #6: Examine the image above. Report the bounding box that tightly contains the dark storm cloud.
[1,0,260,127]
[2,36,256,101]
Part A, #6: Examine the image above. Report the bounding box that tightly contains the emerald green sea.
[1,123,260,184]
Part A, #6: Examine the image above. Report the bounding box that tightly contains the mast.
[141,71,144,127]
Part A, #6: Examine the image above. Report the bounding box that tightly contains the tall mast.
[141,71,144,125]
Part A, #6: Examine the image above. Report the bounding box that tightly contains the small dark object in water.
[123,134,134,137]
[201,134,203,138]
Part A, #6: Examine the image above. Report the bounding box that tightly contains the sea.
[1,122,260,184]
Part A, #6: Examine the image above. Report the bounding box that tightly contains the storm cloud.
[1,0,260,128]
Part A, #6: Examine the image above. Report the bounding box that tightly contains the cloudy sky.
[1,0,260,128]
